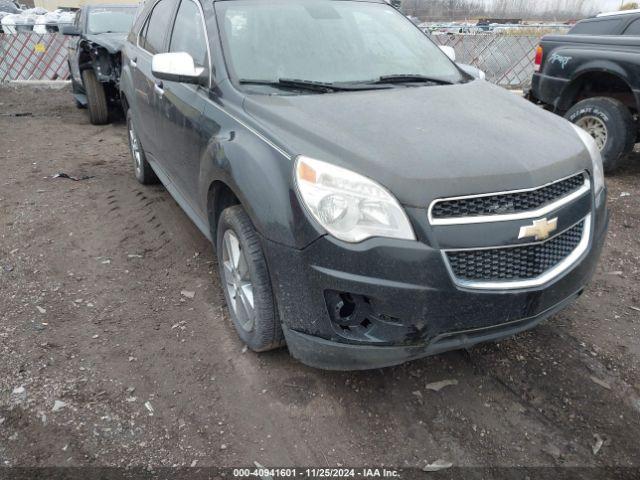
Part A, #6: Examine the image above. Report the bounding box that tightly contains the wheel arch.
[559,69,638,114]
[207,180,241,246]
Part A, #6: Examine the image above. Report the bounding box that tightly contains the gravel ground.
[0,86,639,477]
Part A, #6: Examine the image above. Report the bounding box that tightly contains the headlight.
[294,156,415,243]
[571,123,604,194]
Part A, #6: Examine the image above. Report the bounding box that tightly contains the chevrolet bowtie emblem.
[518,217,558,241]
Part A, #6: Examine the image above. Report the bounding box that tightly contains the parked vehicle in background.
[121,0,607,370]
[0,7,75,34]
[0,0,19,14]
[62,4,138,125]
[529,9,640,172]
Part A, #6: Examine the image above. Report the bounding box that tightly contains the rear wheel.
[82,69,109,125]
[216,205,284,352]
[127,110,158,185]
[565,97,635,173]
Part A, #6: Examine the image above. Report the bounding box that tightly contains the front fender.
[197,102,322,249]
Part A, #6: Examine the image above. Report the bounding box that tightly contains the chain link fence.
[429,24,570,89]
[0,30,563,88]
[0,33,70,82]
[433,34,542,89]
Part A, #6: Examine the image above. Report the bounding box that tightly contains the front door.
[154,0,210,208]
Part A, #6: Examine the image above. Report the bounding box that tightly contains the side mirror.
[151,52,206,85]
[439,45,456,62]
[60,24,80,36]
[457,63,487,80]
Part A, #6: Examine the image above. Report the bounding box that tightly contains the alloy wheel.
[222,230,255,332]
[128,121,142,175]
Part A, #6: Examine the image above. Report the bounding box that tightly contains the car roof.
[597,8,640,17]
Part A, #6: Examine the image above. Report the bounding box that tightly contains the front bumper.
[283,291,580,370]
[262,193,608,370]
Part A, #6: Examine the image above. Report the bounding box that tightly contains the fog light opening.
[337,293,356,319]
[326,290,375,330]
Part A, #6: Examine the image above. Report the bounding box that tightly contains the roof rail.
[597,8,640,17]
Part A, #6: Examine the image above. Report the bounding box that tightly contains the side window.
[624,18,640,35]
[169,0,208,67]
[140,0,174,54]
[569,18,623,35]
[139,15,150,48]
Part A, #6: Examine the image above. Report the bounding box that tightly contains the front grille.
[431,173,586,219]
[446,221,584,282]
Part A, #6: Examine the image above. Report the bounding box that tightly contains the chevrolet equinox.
[120,0,608,370]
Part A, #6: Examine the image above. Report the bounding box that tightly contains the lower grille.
[446,220,585,282]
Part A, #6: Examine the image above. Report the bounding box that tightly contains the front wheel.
[81,69,109,125]
[216,205,284,352]
[565,97,635,173]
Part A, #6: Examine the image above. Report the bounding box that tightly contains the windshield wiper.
[373,74,454,85]
[239,78,349,93]
[239,78,388,93]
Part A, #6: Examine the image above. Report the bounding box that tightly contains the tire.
[81,69,109,125]
[216,205,284,352]
[565,97,635,173]
[126,109,158,185]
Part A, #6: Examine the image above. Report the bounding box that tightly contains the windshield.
[217,0,463,89]
[87,7,136,34]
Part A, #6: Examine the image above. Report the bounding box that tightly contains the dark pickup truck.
[529,11,640,172]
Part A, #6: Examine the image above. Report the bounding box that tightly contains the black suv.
[121,0,608,370]
[530,10,640,172]
[62,4,138,124]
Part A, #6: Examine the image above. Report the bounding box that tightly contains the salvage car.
[120,0,608,370]
[62,4,138,125]
[529,9,640,172]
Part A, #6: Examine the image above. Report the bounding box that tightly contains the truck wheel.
[565,97,635,173]
[81,69,109,125]
[216,205,284,352]
[127,110,158,185]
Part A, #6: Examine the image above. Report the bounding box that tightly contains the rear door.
[131,0,177,161]
[154,0,210,199]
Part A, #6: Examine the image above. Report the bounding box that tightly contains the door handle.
[130,56,137,68]
[154,80,164,96]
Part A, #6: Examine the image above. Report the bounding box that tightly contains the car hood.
[243,80,591,207]
[83,32,127,54]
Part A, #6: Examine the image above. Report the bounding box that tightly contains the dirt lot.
[1,85,639,476]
